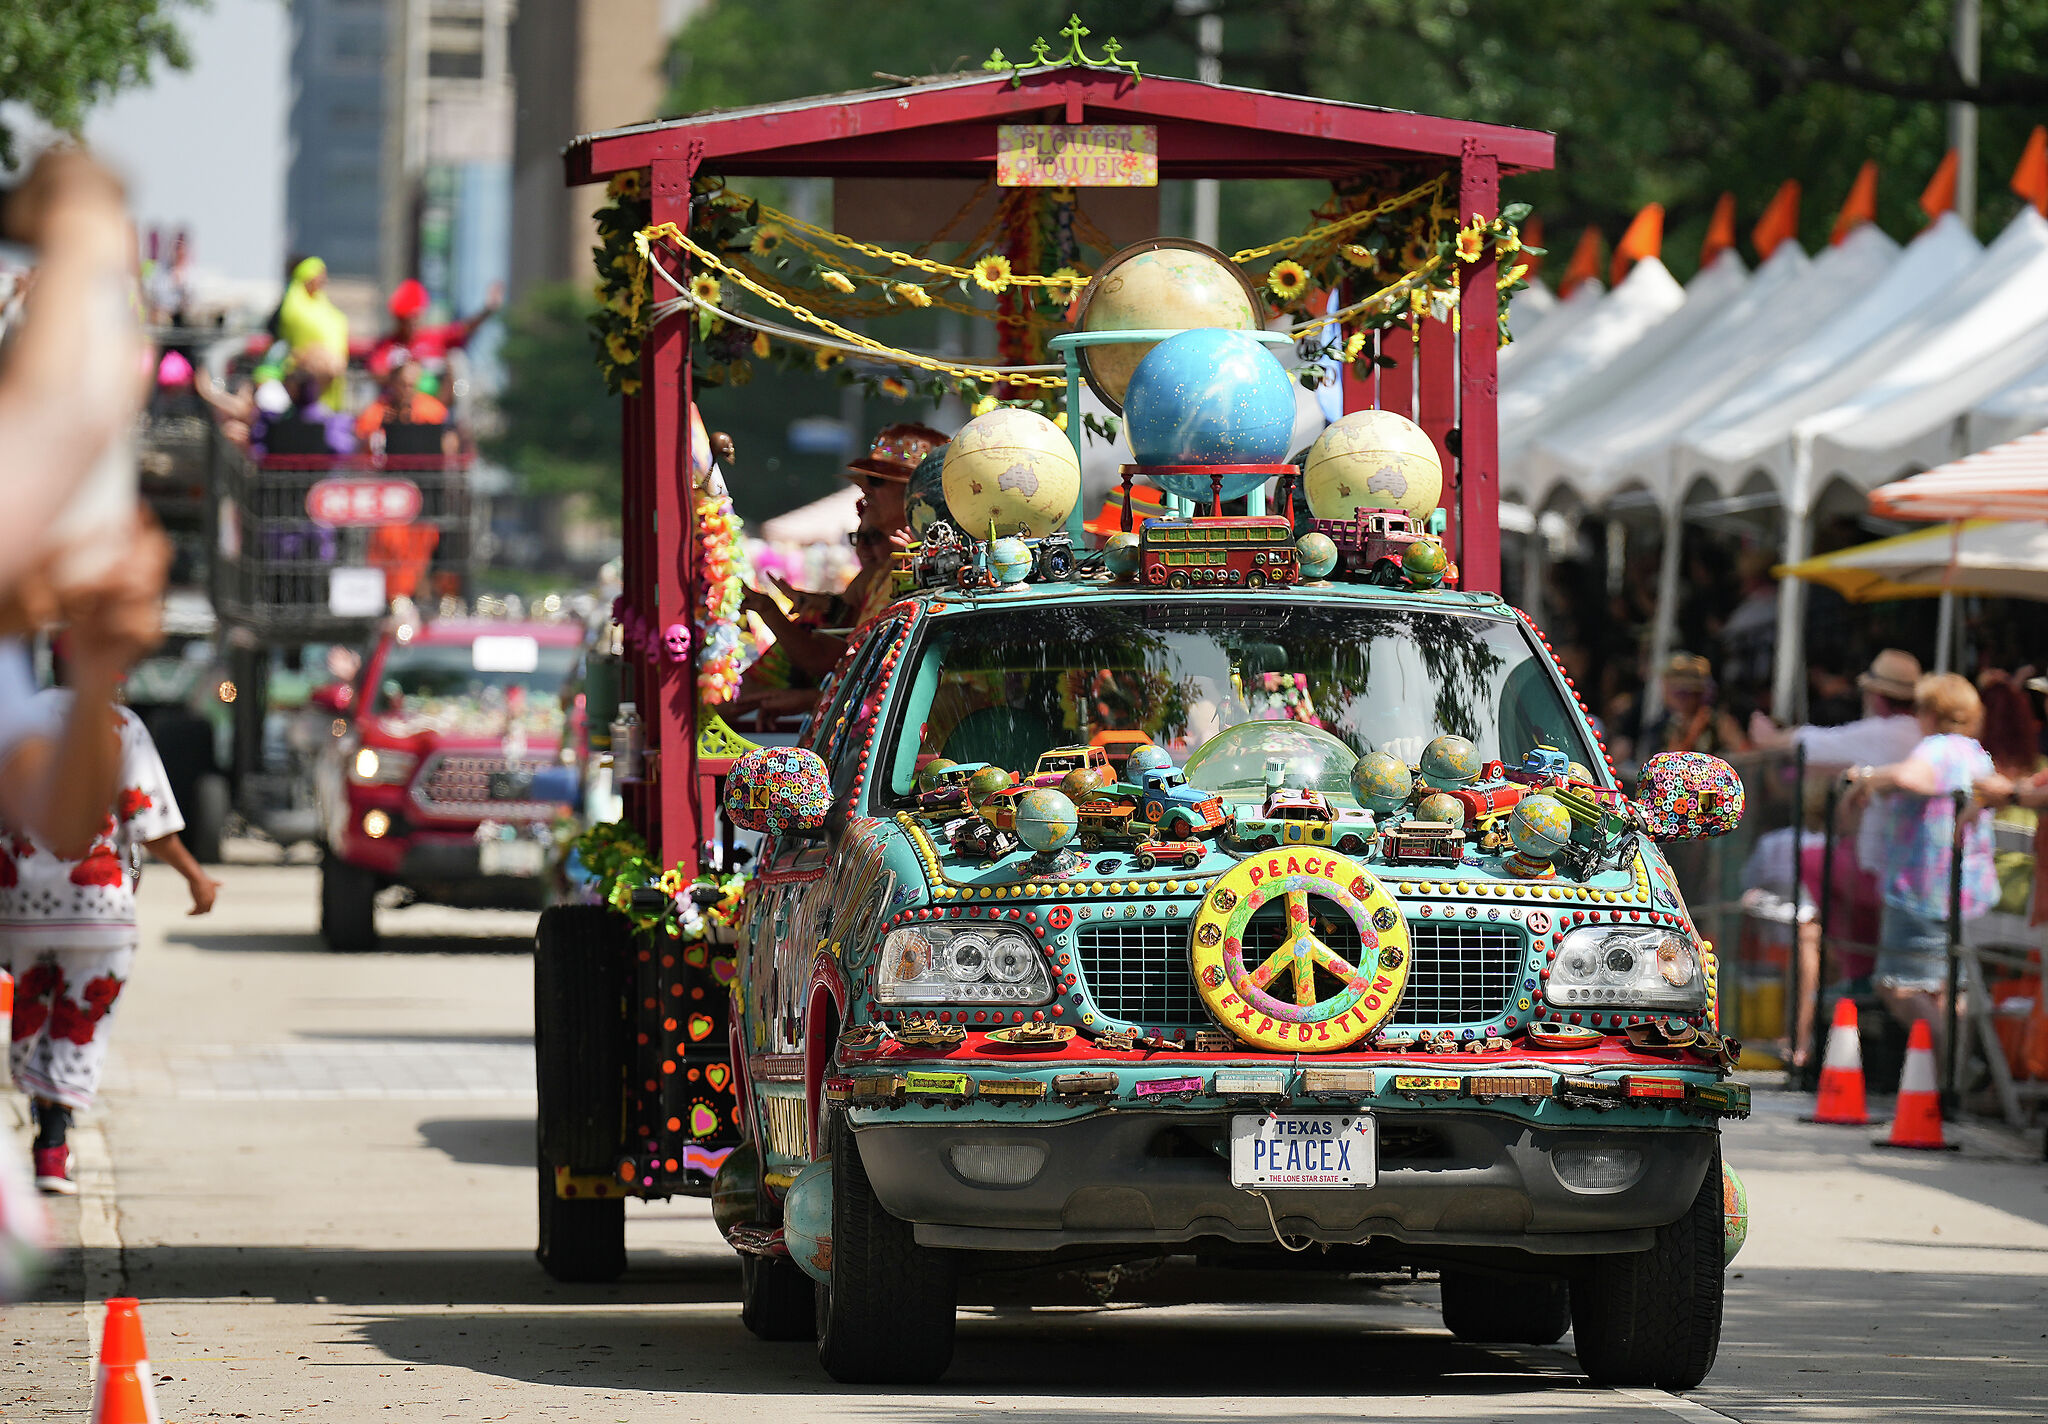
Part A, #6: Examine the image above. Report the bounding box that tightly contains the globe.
[1123,329,1296,483]
[1103,532,1142,579]
[1403,536,1450,588]
[1350,750,1415,815]
[916,757,958,793]
[1014,788,1078,852]
[1060,766,1106,802]
[1077,240,1261,411]
[942,408,1080,539]
[1418,734,1481,789]
[988,535,1033,584]
[1124,744,1175,781]
[1509,794,1573,860]
[1722,1163,1749,1266]
[1302,409,1444,521]
[1415,790,1465,826]
[906,445,951,536]
[967,765,1013,807]
[1295,531,1339,580]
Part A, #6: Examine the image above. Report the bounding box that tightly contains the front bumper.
[856,1110,1716,1255]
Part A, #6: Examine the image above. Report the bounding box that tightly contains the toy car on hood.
[1229,784,1375,853]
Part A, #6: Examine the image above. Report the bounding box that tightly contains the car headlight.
[349,746,418,785]
[1545,925,1706,1012]
[877,925,1053,1006]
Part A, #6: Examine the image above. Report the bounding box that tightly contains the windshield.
[884,600,1596,806]
[372,638,575,736]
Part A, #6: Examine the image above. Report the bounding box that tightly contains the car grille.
[1071,914,1523,1032]
[411,753,559,820]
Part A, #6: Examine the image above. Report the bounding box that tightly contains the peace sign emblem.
[1189,848,1412,1052]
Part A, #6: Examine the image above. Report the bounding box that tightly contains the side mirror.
[1635,752,1745,841]
[309,682,353,714]
[724,746,831,836]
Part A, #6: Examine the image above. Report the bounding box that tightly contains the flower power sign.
[997,124,1157,187]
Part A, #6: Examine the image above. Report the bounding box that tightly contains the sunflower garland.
[971,253,1014,293]
[571,820,751,942]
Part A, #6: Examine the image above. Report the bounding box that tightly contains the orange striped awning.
[1868,428,2048,522]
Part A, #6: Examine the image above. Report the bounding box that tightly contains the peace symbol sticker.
[1189,848,1412,1053]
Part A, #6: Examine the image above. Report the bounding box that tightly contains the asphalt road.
[7,859,2048,1421]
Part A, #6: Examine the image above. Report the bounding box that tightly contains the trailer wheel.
[741,1252,817,1341]
[185,773,230,865]
[1571,1144,1724,1390]
[1440,1269,1571,1344]
[536,1143,626,1282]
[318,851,379,952]
[535,906,631,1173]
[815,1112,956,1383]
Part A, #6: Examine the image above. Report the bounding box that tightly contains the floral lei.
[696,488,746,706]
[572,820,748,941]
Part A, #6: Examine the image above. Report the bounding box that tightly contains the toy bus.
[1139,515,1299,590]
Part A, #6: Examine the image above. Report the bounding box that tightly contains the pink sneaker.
[32,1146,74,1195]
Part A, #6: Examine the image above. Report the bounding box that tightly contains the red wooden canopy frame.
[563,66,1555,871]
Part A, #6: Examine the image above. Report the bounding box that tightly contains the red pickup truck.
[316,617,580,950]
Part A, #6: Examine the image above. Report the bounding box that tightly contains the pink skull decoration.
[662,622,692,661]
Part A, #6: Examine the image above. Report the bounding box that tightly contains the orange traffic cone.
[92,1298,160,1424]
[1807,998,1869,1124]
[1880,1019,1956,1151]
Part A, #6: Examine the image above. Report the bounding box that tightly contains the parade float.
[543,21,1750,1394]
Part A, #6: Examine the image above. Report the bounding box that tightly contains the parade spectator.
[354,359,449,442]
[0,686,219,1194]
[275,256,349,409]
[1636,651,1746,759]
[1849,673,1999,1058]
[251,357,356,457]
[1750,648,1924,769]
[366,277,503,380]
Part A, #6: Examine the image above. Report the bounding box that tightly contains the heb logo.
[306,478,423,527]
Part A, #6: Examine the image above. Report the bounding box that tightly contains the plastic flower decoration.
[893,282,932,308]
[972,253,1013,293]
[1340,243,1376,269]
[971,395,999,416]
[695,490,753,707]
[880,376,911,399]
[1054,411,1068,431]
[606,332,635,366]
[1455,223,1486,264]
[1343,330,1368,362]
[606,170,645,200]
[814,347,841,371]
[1266,260,1310,301]
[819,269,855,294]
[1047,266,1084,292]
[689,273,722,306]
[751,331,771,358]
[1497,227,1523,256]
[750,224,784,257]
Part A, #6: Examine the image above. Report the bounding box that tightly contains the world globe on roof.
[1302,408,1444,522]
[1510,794,1573,861]
[1123,329,1296,487]
[1295,531,1339,580]
[1078,241,1262,411]
[987,536,1033,585]
[1419,734,1482,790]
[941,408,1080,540]
[906,445,951,536]
[1351,750,1415,815]
[1013,788,1078,853]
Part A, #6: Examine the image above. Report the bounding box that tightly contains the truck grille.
[1071,915,1523,1032]
[411,753,559,820]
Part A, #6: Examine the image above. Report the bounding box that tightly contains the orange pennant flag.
[1608,203,1664,286]
[1559,225,1602,298]
[1831,161,1879,244]
[2014,126,2048,214]
[1920,149,1959,222]
[1751,180,1802,259]
[1520,215,1545,281]
[1699,192,1737,268]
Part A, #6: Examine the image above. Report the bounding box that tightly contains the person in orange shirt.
[353,360,448,440]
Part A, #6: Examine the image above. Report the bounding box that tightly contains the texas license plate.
[479,838,545,876]
[1229,1113,1376,1189]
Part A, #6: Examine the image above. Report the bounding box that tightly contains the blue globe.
[1295,531,1339,579]
[988,536,1033,584]
[906,444,951,536]
[1125,744,1175,780]
[1014,788,1078,852]
[1103,532,1142,579]
[1122,329,1297,491]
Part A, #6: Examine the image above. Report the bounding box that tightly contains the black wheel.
[1167,571,1190,590]
[1256,835,1278,851]
[1080,832,1102,850]
[741,1251,817,1341]
[815,1113,956,1383]
[1136,853,1155,870]
[1181,851,1201,869]
[1246,571,1267,590]
[1571,1145,1724,1391]
[1040,548,1074,580]
[185,773,230,865]
[1441,1269,1571,1344]
[536,1142,626,1282]
[1337,836,1363,854]
[318,851,379,952]
[535,906,631,1172]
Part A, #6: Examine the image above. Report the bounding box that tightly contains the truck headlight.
[350,747,418,785]
[877,925,1053,1006]
[1545,925,1706,1012]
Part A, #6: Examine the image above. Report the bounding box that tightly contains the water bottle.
[611,701,643,782]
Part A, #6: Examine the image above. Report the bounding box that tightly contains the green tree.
[0,1,200,167]
[486,283,621,515]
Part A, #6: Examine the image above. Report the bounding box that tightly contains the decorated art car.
[710,576,1749,1389]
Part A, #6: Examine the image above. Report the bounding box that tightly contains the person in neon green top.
[275,256,349,409]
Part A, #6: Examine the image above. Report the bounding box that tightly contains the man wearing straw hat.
[1751,648,1925,770]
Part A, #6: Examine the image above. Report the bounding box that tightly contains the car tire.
[1167,572,1189,590]
[535,1142,626,1282]
[184,773,230,865]
[1181,851,1201,869]
[815,1112,956,1383]
[1440,1269,1571,1344]
[1571,1144,1724,1390]
[741,1251,818,1341]
[318,851,379,952]
[1337,836,1363,854]
[1247,571,1267,590]
[1256,835,1277,851]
